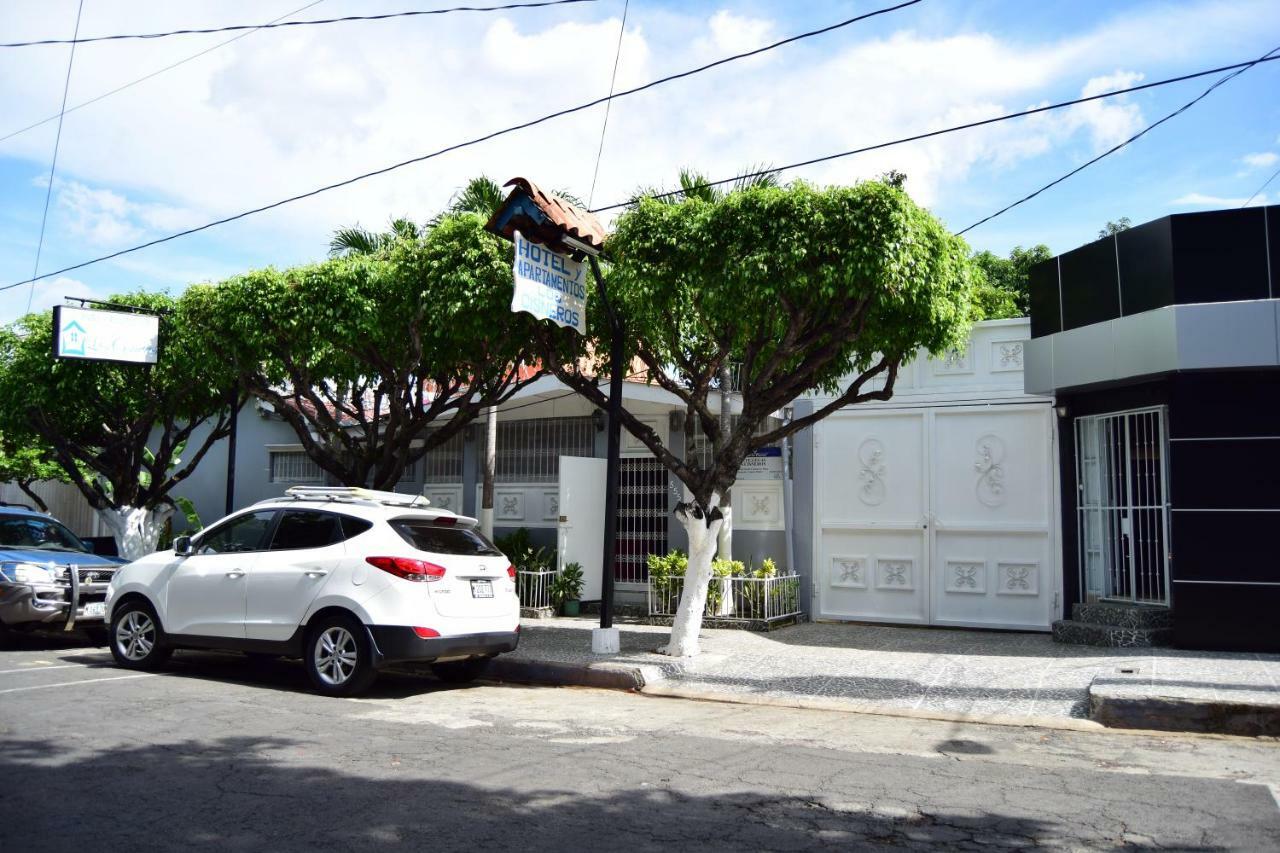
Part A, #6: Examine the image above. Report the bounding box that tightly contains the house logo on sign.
[60,319,87,356]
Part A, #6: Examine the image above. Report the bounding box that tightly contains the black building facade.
[1025,205,1279,652]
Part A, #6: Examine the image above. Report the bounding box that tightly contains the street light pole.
[589,255,622,651]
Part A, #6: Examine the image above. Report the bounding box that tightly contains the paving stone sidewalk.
[495,617,1280,730]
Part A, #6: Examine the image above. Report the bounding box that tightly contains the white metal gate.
[1075,407,1171,605]
[814,403,1058,630]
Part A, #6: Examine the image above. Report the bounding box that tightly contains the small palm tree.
[630,165,780,207]
[328,217,422,257]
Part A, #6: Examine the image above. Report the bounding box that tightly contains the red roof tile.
[490,177,608,251]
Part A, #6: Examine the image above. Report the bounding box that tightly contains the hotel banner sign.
[511,230,587,335]
[53,305,159,365]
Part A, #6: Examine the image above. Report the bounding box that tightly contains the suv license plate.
[470,579,494,599]
[82,602,106,618]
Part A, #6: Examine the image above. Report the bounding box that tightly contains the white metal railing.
[517,568,557,611]
[648,573,802,627]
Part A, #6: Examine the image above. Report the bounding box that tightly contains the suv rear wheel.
[109,600,172,671]
[431,656,492,684]
[304,614,377,696]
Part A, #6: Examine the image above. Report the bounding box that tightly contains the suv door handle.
[225,570,245,578]
[305,570,328,578]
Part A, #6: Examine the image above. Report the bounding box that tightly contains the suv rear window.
[391,520,502,557]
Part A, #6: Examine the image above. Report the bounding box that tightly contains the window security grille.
[1075,407,1171,606]
[614,457,670,584]
[687,414,782,470]
[420,429,465,483]
[269,450,324,484]
[495,417,594,483]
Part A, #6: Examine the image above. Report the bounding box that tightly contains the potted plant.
[552,562,585,616]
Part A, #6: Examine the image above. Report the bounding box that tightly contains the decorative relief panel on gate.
[427,490,459,513]
[875,557,915,591]
[856,438,887,506]
[944,560,987,594]
[542,491,559,521]
[996,562,1039,596]
[990,339,1025,372]
[830,556,868,589]
[932,339,973,376]
[495,491,524,521]
[973,433,1007,508]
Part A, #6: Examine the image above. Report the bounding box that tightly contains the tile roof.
[487,177,608,251]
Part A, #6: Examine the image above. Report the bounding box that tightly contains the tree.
[329,217,422,258]
[0,294,240,559]
[186,213,567,490]
[1098,217,1132,239]
[536,178,976,656]
[0,434,69,513]
[969,244,1052,317]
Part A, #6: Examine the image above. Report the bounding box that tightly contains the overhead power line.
[0,0,923,292]
[958,44,1280,234]
[590,54,1280,213]
[587,0,630,208]
[0,0,328,146]
[1,0,600,48]
[26,0,85,314]
[1241,164,1280,207]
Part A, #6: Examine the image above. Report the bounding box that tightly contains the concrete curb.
[1089,688,1280,737]
[486,656,672,691]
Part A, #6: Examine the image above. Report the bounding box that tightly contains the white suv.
[104,487,519,696]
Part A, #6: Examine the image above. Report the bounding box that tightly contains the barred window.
[687,414,782,469]
[268,450,324,484]
[496,417,594,483]
[421,430,465,483]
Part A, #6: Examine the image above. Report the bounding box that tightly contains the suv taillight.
[507,564,517,580]
[366,556,447,582]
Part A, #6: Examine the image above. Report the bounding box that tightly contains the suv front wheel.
[304,614,377,696]
[109,600,172,671]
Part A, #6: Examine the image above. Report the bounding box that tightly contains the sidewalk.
[486,618,1280,735]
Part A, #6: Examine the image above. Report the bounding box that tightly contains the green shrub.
[551,561,585,609]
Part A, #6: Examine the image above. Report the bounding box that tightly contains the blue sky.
[1,0,1277,322]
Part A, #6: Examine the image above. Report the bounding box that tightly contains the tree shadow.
[0,733,1229,852]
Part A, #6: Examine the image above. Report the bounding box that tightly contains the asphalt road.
[2,636,1279,852]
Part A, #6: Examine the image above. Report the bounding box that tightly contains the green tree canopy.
[0,293,239,556]
[186,213,575,489]
[541,178,976,508]
[969,244,1052,317]
[0,433,70,513]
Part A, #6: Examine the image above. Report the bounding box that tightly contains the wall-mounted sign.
[739,446,783,480]
[511,229,587,335]
[52,305,159,365]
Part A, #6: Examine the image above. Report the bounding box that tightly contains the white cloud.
[0,0,1272,284]
[1171,191,1257,207]
[1242,152,1279,169]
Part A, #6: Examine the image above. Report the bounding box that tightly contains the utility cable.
[1,0,600,48]
[26,0,85,315]
[1,0,923,291]
[1241,164,1280,207]
[587,0,629,208]
[0,0,328,146]
[590,54,1280,213]
[959,44,1280,235]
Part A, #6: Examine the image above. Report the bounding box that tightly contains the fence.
[517,567,557,613]
[648,573,802,629]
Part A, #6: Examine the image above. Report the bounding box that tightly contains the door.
[165,510,276,638]
[1075,407,1170,605]
[815,404,1056,630]
[558,456,606,601]
[245,510,346,642]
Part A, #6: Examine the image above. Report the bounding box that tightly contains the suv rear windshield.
[391,520,502,557]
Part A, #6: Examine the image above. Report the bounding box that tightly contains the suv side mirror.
[173,535,193,557]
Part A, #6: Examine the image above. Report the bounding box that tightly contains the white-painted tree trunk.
[96,504,173,562]
[659,493,724,658]
[716,504,732,560]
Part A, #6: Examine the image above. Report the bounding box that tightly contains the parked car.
[105,487,520,696]
[0,503,124,645]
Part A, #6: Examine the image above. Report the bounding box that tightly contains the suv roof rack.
[273,486,434,509]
